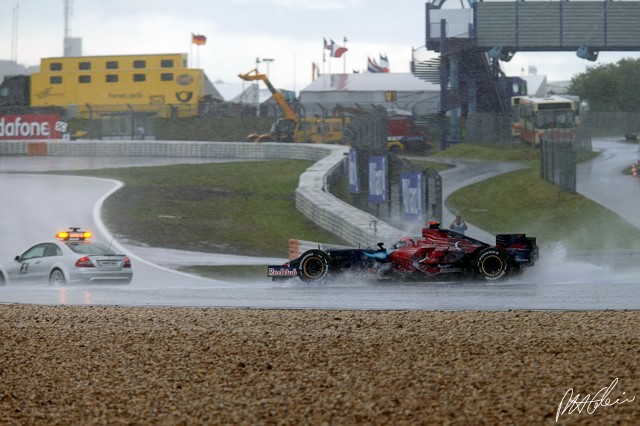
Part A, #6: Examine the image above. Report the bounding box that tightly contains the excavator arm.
[238,68,297,121]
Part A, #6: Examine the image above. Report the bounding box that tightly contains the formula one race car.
[267,222,538,283]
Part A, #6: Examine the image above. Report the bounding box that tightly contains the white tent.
[299,73,440,117]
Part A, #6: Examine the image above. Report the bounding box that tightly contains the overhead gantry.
[414,0,640,149]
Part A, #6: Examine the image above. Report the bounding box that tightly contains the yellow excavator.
[238,68,347,144]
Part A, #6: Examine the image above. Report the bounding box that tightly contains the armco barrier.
[0,140,405,247]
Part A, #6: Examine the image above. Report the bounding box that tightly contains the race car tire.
[297,249,330,283]
[49,268,66,286]
[476,247,509,281]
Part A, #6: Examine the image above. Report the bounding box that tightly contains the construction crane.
[238,68,297,121]
[238,68,298,142]
[238,68,348,144]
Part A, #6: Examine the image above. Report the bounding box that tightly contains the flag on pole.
[323,38,332,50]
[367,57,384,73]
[379,54,390,72]
[192,33,207,45]
[330,39,348,58]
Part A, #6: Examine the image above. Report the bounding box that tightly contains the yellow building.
[30,53,221,118]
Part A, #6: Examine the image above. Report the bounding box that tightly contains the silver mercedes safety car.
[0,228,132,285]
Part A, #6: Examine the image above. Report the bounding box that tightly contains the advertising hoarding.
[0,114,63,140]
[400,172,425,221]
[368,156,388,204]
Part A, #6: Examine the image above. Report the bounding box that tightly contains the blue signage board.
[400,172,424,221]
[368,156,388,204]
[348,148,360,193]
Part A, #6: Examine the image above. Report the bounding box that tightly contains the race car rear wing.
[496,234,539,264]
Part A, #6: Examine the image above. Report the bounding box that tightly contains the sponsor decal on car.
[268,266,298,277]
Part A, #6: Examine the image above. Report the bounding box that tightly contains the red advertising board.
[0,114,63,140]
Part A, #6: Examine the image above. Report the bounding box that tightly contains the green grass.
[440,144,640,251]
[430,142,541,164]
[62,160,349,258]
[178,265,266,282]
[447,167,640,250]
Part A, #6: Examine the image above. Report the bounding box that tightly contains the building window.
[161,59,174,68]
[133,73,146,82]
[161,73,174,81]
[79,61,91,70]
[79,75,91,83]
[106,61,119,69]
[133,60,146,69]
[106,74,119,83]
[50,76,62,84]
[49,62,63,71]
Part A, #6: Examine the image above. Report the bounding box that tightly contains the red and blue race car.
[268,222,538,283]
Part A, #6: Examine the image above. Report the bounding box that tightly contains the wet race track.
[1,141,639,311]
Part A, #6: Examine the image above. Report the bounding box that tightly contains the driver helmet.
[397,237,416,248]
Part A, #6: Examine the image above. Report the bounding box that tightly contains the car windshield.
[65,242,115,255]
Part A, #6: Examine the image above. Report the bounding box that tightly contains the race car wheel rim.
[297,250,330,282]
[302,257,325,278]
[480,254,505,277]
[49,269,66,286]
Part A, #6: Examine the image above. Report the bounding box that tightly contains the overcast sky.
[1,0,639,92]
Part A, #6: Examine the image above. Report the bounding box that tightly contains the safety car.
[0,228,133,285]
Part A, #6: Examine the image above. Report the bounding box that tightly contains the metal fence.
[587,112,640,137]
[540,139,576,193]
[332,109,443,230]
[464,112,513,144]
[463,111,593,153]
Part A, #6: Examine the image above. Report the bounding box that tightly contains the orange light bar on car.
[56,230,93,240]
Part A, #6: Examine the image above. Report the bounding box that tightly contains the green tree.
[569,58,640,112]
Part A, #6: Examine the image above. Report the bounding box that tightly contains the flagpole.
[343,36,348,74]
[189,33,193,68]
[322,38,326,76]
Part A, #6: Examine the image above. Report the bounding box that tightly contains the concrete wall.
[0,140,405,247]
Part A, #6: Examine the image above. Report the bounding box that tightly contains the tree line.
[569,58,640,112]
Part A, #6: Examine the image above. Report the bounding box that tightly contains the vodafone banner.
[0,114,63,140]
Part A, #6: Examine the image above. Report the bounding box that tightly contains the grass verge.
[178,265,266,282]
[439,143,640,251]
[60,160,349,259]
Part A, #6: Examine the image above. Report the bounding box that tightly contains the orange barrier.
[27,142,47,156]
[288,239,300,260]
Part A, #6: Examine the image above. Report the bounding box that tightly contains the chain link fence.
[540,139,576,193]
[588,112,640,138]
[464,113,513,144]
[332,109,443,230]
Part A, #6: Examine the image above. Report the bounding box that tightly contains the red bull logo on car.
[268,266,298,277]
